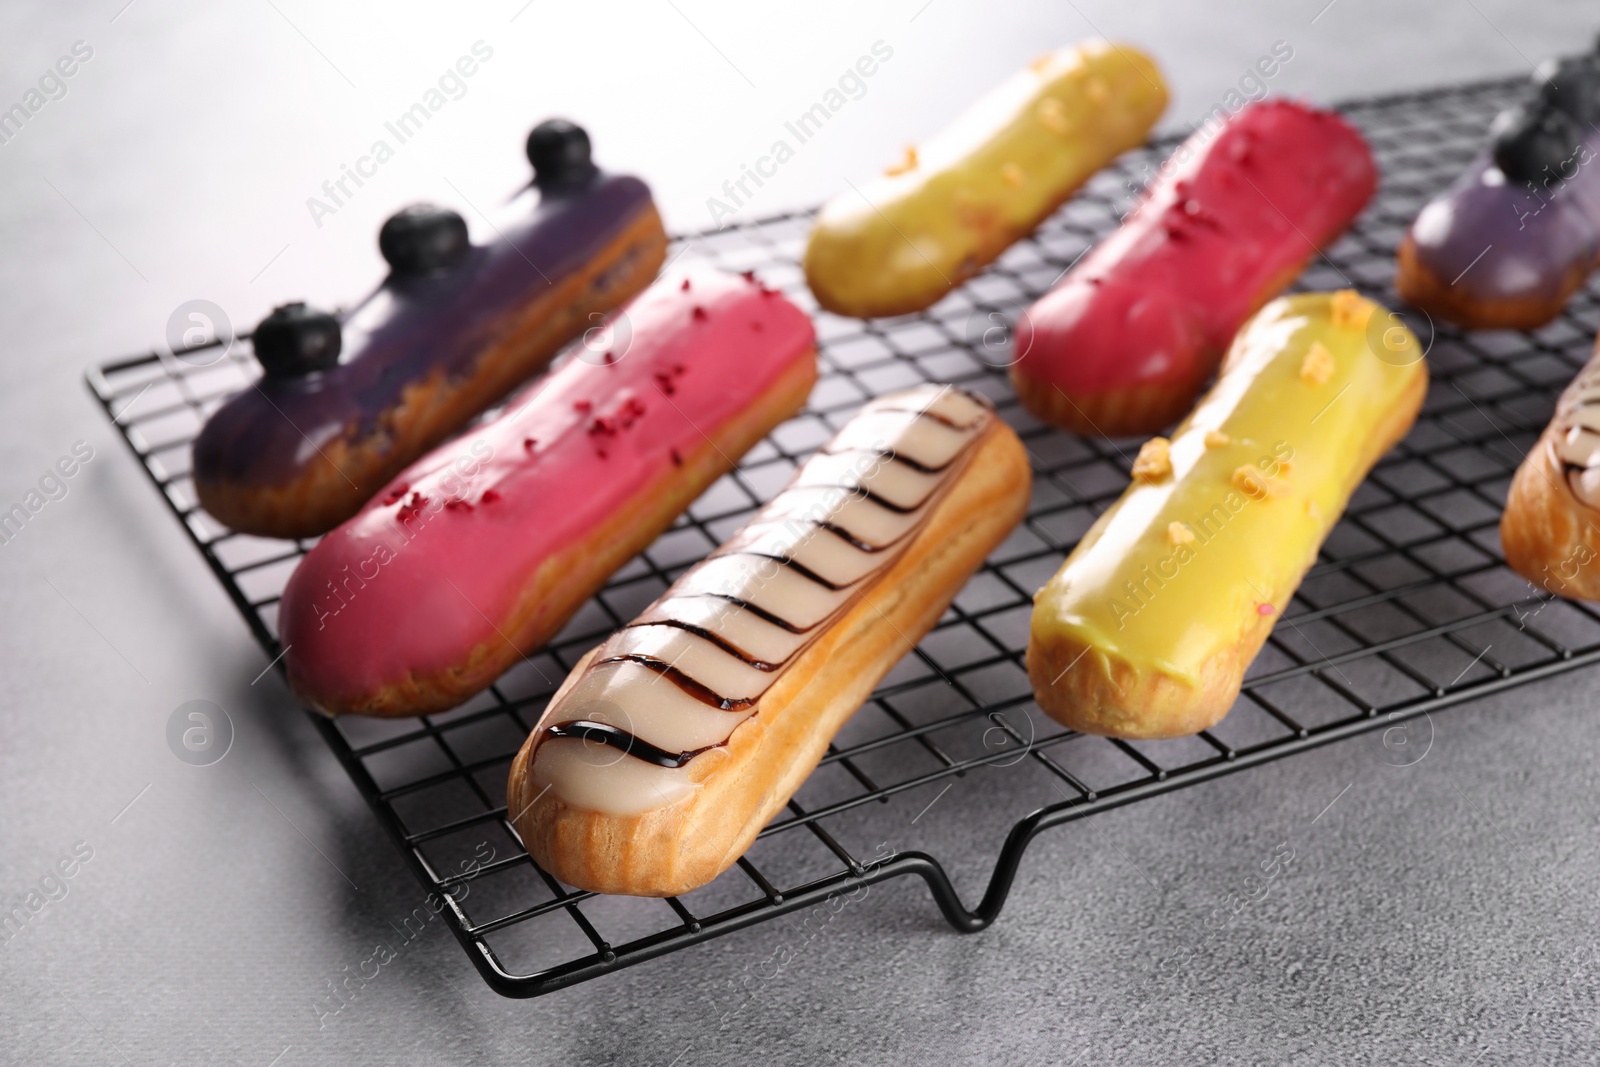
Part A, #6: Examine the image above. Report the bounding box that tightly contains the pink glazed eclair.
[278,270,818,717]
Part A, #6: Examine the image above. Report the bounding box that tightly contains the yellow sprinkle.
[1203,430,1231,449]
[1306,499,1322,522]
[1329,289,1372,330]
[1037,97,1072,134]
[1300,341,1336,386]
[1167,521,1196,548]
[884,146,918,177]
[1084,76,1109,105]
[1232,464,1288,501]
[1131,437,1173,483]
[1001,163,1026,188]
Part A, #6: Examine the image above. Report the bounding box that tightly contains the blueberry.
[252,303,341,378]
[526,119,598,187]
[378,204,471,275]
[1491,103,1584,186]
[1535,55,1600,127]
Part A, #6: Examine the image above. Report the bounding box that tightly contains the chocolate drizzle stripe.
[538,396,993,782]
[621,619,787,671]
[593,654,757,710]
[1556,367,1600,482]
[814,518,913,554]
[872,401,989,429]
[789,481,932,515]
[671,592,818,634]
[731,514,908,555]
[818,445,962,475]
[646,590,862,681]
[543,720,720,769]
[712,549,862,592]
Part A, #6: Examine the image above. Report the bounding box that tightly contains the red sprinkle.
[481,489,501,504]
[445,499,472,512]
[740,270,756,283]
[574,399,592,412]
[603,350,616,364]
[382,483,410,506]
[691,306,708,321]
[396,491,429,522]
[523,437,538,452]
[680,278,692,291]
[669,447,683,467]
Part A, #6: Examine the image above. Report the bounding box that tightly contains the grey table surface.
[4,1,1599,1064]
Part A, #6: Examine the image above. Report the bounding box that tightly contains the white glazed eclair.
[507,384,1031,896]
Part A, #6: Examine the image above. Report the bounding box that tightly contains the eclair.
[803,40,1166,319]
[278,270,818,717]
[507,384,1031,896]
[1027,292,1427,739]
[1501,337,1600,599]
[1011,99,1376,437]
[1396,47,1600,330]
[194,120,668,540]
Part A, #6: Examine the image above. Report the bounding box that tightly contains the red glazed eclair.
[1011,100,1376,437]
[507,385,1032,896]
[278,270,818,717]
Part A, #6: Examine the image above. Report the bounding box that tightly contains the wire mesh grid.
[87,74,1600,998]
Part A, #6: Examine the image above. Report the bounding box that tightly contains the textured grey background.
[2,1,1598,1064]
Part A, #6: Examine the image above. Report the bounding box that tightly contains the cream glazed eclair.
[507,385,1031,896]
[1027,292,1428,739]
[1501,339,1600,599]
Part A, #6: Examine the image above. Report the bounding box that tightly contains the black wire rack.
[87,74,1600,998]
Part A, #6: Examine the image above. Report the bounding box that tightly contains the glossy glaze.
[1405,141,1600,307]
[526,385,992,816]
[278,270,816,707]
[1402,56,1600,312]
[803,40,1167,317]
[1013,100,1375,399]
[1029,293,1425,686]
[193,172,655,489]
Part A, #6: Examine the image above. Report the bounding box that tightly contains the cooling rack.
[88,73,1600,998]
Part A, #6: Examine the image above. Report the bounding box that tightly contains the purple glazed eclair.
[193,120,668,540]
[1397,46,1600,330]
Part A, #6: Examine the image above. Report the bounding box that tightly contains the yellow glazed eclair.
[508,385,1031,896]
[1026,292,1429,739]
[803,40,1167,319]
[1501,338,1600,599]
